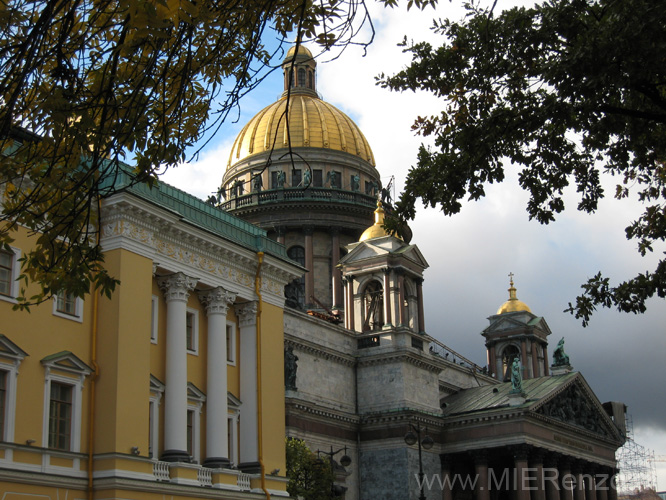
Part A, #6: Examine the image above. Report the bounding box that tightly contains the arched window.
[285,246,305,309]
[362,280,384,332]
[308,71,313,89]
[501,345,520,382]
[298,68,306,87]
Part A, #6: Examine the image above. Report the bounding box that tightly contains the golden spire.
[497,273,531,314]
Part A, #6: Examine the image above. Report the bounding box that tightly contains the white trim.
[186,308,199,355]
[42,372,85,452]
[0,246,20,304]
[150,295,159,344]
[227,413,239,467]
[0,360,19,443]
[226,321,236,366]
[52,293,84,322]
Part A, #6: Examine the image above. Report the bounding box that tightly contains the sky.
[160,0,666,490]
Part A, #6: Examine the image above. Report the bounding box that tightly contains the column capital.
[329,226,341,235]
[199,287,237,316]
[158,272,197,302]
[303,225,314,236]
[531,448,547,464]
[511,444,531,461]
[235,301,259,327]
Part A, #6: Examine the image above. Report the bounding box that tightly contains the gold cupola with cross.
[482,274,552,381]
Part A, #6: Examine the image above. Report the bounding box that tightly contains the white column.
[158,272,197,462]
[235,301,260,472]
[199,287,237,468]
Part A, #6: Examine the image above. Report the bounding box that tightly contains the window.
[271,171,279,189]
[150,295,159,343]
[186,309,199,354]
[285,246,305,309]
[226,322,236,365]
[228,393,241,467]
[149,375,164,459]
[186,409,194,458]
[0,247,19,301]
[308,70,313,89]
[0,335,27,444]
[292,169,302,187]
[48,382,73,450]
[186,383,205,463]
[501,345,521,382]
[53,292,83,322]
[313,169,323,187]
[41,351,91,453]
[298,68,306,87]
[0,371,6,441]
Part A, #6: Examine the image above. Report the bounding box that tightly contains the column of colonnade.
[199,287,237,468]
[158,272,258,469]
[439,448,619,500]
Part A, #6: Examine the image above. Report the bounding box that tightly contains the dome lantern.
[282,44,317,97]
[496,274,531,314]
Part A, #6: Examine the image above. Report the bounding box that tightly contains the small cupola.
[282,44,317,97]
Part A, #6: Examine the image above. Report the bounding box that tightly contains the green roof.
[441,372,579,415]
[102,163,289,260]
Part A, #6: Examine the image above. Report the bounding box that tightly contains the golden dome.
[497,276,531,314]
[227,94,375,169]
[286,44,313,58]
[359,201,401,242]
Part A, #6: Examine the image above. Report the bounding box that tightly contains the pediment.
[483,316,531,333]
[394,245,429,269]
[228,392,242,409]
[0,334,28,362]
[41,351,92,375]
[532,376,620,440]
[150,374,165,393]
[483,315,551,335]
[187,382,206,402]
[341,242,390,264]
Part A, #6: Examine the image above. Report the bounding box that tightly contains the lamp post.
[404,422,434,500]
[316,446,352,497]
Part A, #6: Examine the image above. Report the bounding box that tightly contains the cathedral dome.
[226,45,375,169]
[497,277,531,314]
[226,94,375,169]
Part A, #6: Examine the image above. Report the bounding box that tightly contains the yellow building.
[0,167,300,498]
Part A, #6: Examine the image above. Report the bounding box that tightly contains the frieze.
[535,383,611,438]
[357,352,442,373]
[102,196,289,304]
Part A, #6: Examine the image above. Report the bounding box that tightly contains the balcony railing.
[220,187,379,212]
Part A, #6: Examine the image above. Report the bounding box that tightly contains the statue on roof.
[553,337,570,366]
[510,356,523,394]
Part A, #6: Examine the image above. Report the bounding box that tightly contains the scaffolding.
[616,414,657,494]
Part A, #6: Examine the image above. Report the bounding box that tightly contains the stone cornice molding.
[199,287,237,316]
[360,410,443,430]
[357,350,442,373]
[235,302,258,327]
[284,337,355,366]
[157,272,198,302]
[286,399,359,425]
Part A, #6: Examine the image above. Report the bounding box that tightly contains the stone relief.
[536,383,609,437]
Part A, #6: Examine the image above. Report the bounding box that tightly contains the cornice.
[286,398,359,425]
[357,350,442,373]
[284,335,355,366]
[101,195,295,306]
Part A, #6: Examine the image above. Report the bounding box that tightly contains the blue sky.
[161,0,666,489]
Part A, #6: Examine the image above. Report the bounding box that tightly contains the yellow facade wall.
[95,247,152,456]
[259,301,287,473]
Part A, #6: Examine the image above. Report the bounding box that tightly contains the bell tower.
[481,275,552,381]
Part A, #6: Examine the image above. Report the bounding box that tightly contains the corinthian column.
[235,301,260,472]
[158,272,198,462]
[199,287,237,468]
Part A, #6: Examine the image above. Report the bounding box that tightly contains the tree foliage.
[379,0,666,324]
[285,437,335,500]
[0,0,437,308]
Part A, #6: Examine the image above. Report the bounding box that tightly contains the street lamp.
[404,422,434,500]
[316,446,352,497]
